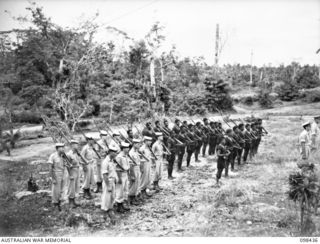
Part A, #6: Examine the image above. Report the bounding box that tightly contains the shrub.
[301,90,320,103]
[242,96,254,106]
[204,78,233,111]
[12,111,42,124]
[258,90,273,108]
[276,82,300,101]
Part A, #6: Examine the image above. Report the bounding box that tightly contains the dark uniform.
[208,122,217,155]
[224,132,234,177]
[142,123,156,144]
[186,125,197,167]
[216,141,229,181]
[242,124,252,163]
[176,128,187,171]
[166,135,176,179]
[194,123,203,162]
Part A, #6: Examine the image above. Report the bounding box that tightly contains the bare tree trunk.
[110,102,113,124]
[250,50,253,85]
[214,23,219,69]
[159,58,164,85]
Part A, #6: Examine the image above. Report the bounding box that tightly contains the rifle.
[119,131,132,144]
[147,143,158,160]
[42,120,73,169]
[77,126,102,159]
[127,153,138,166]
[57,128,89,166]
[93,120,110,151]
[159,125,183,145]
[113,158,125,171]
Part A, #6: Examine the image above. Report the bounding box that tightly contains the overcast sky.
[0,0,319,66]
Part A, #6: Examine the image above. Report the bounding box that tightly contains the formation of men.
[47,116,268,223]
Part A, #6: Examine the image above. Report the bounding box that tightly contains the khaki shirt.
[101,155,118,180]
[139,144,154,162]
[66,150,81,168]
[115,151,130,172]
[152,140,164,158]
[81,144,99,162]
[299,130,311,158]
[48,152,65,173]
[129,148,141,166]
[311,122,319,138]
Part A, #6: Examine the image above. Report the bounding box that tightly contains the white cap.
[121,142,130,148]
[143,136,153,141]
[55,142,65,147]
[109,145,118,152]
[155,132,163,137]
[132,138,141,143]
[302,121,311,128]
[70,140,79,144]
[113,131,120,136]
[100,130,108,136]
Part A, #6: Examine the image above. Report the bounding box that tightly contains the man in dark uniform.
[236,123,246,166]
[194,122,203,162]
[154,120,162,133]
[224,129,234,177]
[242,123,252,163]
[142,122,156,144]
[186,124,197,167]
[202,118,210,157]
[216,122,224,145]
[231,125,243,171]
[215,137,230,187]
[208,121,218,156]
[172,119,181,134]
[176,125,187,172]
[166,134,176,180]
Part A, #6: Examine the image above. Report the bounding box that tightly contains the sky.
[0,0,319,66]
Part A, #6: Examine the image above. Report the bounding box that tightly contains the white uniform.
[128,147,141,197]
[81,144,99,189]
[66,150,81,199]
[138,144,154,191]
[299,130,311,160]
[48,152,67,203]
[311,121,319,149]
[115,151,130,203]
[101,155,118,211]
[152,140,164,182]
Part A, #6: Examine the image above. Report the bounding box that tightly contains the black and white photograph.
[0,0,320,239]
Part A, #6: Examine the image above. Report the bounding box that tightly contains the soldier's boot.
[69,198,79,208]
[153,181,160,193]
[57,200,62,212]
[53,202,61,212]
[107,209,116,225]
[83,188,92,199]
[116,203,126,213]
[94,182,102,193]
[129,196,139,206]
[123,200,130,211]
[224,168,229,178]
[98,182,103,192]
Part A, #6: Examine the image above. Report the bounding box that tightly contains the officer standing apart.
[311,116,320,153]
